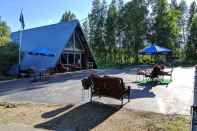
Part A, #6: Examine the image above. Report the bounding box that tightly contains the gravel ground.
[0,67,194,115]
[0,102,191,131]
[0,67,194,130]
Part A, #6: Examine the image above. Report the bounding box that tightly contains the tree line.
[80,0,197,67]
[0,0,197,74]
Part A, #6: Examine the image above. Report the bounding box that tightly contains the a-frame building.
[10,20,97,73]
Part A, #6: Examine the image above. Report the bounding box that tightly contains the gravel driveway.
[0,67,194,115]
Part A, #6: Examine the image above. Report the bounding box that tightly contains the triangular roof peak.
[12,20,80,34]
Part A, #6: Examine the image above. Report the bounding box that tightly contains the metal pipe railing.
[191,65,197,131]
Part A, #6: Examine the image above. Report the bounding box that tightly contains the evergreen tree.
[82,19,89,40]
[105,0,118,64]
[179,0,187,13]
[152,0,181,49]
[99,0,107,65]
[89,0,107,65]
[186,13,197,60]
[122,0,148,63]
[116,0,124,64]
[146,0,157,44]
[117,0,124,11]
[178,0,188,48]
[89,0,101,50]
[60,11,76,22]
[188,1,197,30]
[171,0,178,9]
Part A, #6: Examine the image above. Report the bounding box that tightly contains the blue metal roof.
[11,20,80,70]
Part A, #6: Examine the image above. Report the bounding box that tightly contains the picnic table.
[136,64,173,83]
[32,68,50,82]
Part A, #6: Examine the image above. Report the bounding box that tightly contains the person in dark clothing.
[150,64,161,79]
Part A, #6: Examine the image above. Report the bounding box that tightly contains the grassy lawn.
[0,102,191,131]
[94,109,191,131]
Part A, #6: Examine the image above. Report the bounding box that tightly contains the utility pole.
[19,26,23,72]
[18,9,25,73]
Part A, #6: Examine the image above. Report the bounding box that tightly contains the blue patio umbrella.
[139,43,172,55]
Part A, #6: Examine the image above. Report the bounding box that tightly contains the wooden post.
[73,32,75,64]
[59,54,61,64]
[80,53,82,68]
[67,53,69,65]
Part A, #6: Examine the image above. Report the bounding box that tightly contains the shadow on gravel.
[42,104,75,118]
[35,102,121,131]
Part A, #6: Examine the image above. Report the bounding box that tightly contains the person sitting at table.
[149,64,161,79]
[149,64,171,79]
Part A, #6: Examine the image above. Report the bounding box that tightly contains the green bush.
[0,42,19,75]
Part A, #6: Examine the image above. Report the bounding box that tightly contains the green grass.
[145,116,191,131]
[133,78,173,86]
[160,79,173,85]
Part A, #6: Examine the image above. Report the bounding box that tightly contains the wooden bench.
[88,75,130,106]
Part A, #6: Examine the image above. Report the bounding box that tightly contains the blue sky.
[0,0,193,32]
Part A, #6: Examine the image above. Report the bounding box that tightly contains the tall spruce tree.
[178,0,188,48]
[117,0,124,11]
[152,0,181,49]
[185,1,197,60]
[179,0,187,13]
[122,0,148,63]
[89,0,107,65]
[116,0,124,64]
[171,0,178,9]
[82,19,89,40]
[99,0,107,65]
[60,11,76,22]
[186,14,197,60]
[188,1,197,30]
[105,0,118,64]
[89,0,101,53]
